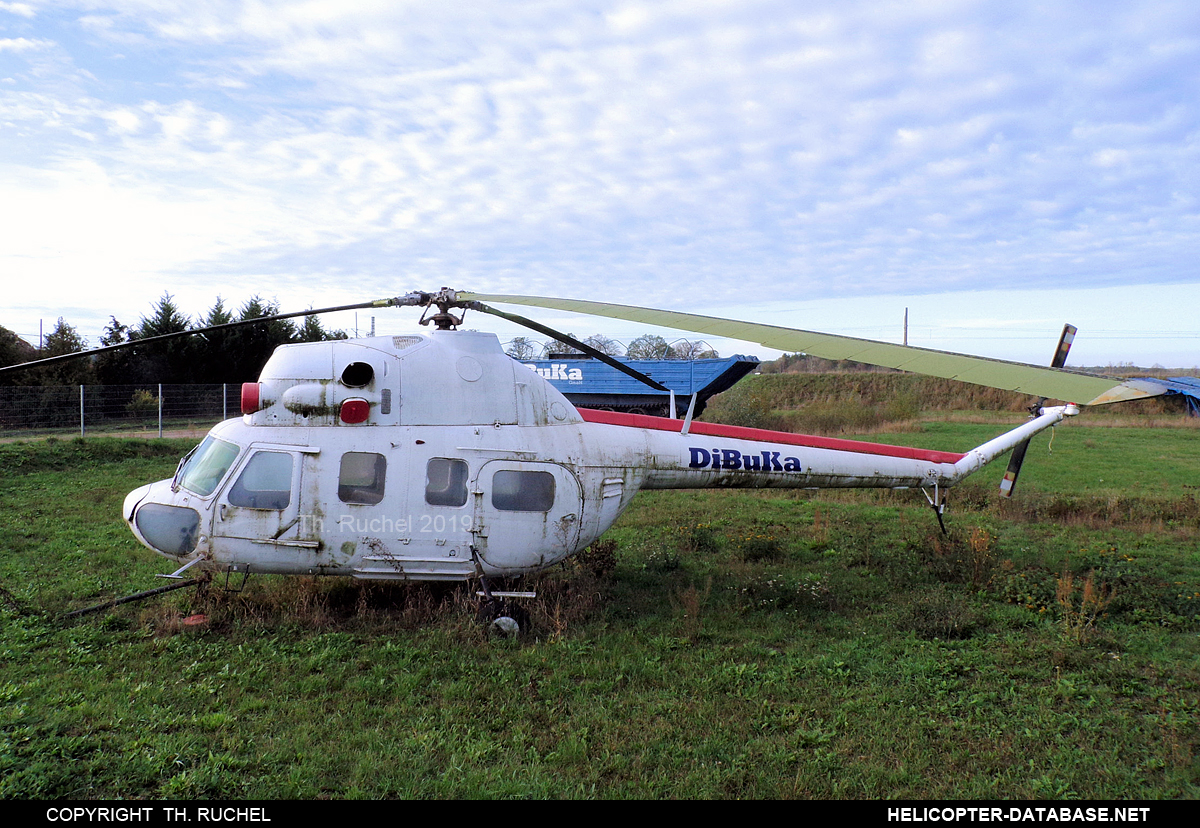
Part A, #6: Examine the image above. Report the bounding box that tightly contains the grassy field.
[1,415,1198,799]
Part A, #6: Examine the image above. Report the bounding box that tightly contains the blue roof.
[1133,376,1200,416]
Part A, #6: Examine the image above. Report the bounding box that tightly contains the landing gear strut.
[471,546,534,636]
[922,484,949,535]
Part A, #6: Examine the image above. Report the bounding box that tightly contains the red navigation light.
[241,383,261,415]
[340,398,370,424]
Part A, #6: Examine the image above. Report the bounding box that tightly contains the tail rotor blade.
[1000,437,1031,498]
[1051,324,1077,369]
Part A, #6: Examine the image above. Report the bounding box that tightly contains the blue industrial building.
[517,354,760,417]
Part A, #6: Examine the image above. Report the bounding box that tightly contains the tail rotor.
[1000,324,1077,497]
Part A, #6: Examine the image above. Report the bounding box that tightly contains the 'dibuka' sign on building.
[524,363,584,381]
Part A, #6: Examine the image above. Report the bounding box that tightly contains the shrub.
[899,585,982,640]
[677,524,721,556]
[126,389,159,417]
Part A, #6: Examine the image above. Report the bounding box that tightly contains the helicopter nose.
[123,484,201,557]
[124,485,151,523]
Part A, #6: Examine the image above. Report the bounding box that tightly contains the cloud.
[0,2,35,18]
[1,1,1198,359]
[0,36,49,51]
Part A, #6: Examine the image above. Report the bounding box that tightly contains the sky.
[2,0,1199,369]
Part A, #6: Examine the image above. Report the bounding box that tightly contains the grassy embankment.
[704,371,1197,434]
[0,379,1197,798]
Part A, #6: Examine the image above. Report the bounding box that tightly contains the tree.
[296,313,348,343]
[506,337,537,360]
[582,334,624,357]
[0,324,36,386]
[190,298,236,384]
[669,340,718,360]
[227,297,298,383]
[94,317,135,385]
[28,317,91,385]
[625,334,672,360]
[138,293,192,339]
[134,293,194,384]
[542,334,582,358]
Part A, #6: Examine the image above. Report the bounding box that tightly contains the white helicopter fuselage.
[122,329,1073,581]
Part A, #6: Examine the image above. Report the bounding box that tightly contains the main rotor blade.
[469,302,671,393]
[0,298,400,377]
[458,293,1162,407]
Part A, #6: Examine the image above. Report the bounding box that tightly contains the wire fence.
[0,384,239,439]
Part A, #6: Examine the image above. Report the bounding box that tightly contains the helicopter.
[1,288,1169,625]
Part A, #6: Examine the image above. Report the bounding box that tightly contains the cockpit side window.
[228,451,293,510]
[339,452,386,505]
[177,436,240,497]
[425,458,468,507]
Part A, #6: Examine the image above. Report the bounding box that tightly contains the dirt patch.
[0,428,211,445]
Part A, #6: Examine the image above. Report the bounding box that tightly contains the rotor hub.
[394,287,473,330]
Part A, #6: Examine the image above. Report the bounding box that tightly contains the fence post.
[158,383,163,439]
[80,385,85,437]
[223,383,227,421]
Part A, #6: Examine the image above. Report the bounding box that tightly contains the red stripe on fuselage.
[576,408,966,465]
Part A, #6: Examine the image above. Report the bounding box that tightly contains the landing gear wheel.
[491,615,520,637]
[478,599,529,637]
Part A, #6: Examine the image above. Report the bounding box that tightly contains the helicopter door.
[472,460,582,572]
[211,445,321,572]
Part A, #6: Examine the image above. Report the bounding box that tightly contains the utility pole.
[903,308,908,347]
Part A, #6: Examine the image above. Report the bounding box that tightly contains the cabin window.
[492,470,555,512]
[339,452,386,505]
[228,451,293,510]
[425,458,468,507]
[178,436,240,497]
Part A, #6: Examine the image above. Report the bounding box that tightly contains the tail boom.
[576,405,1076,492]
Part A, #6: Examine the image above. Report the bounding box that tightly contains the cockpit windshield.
[177,436,240,496]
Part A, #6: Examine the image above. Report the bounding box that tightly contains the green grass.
[1,428,1198,799]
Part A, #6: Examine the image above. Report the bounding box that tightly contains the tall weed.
[1056,569,1115,643]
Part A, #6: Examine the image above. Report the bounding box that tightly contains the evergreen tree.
[134,293,194,383]
[192,298,236,384]
[227,297,297,382]
[138,293,192,338]
[0,324,36,386]
[94,317,135,385]
[28,318,91,385]
[296,313,348,343]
